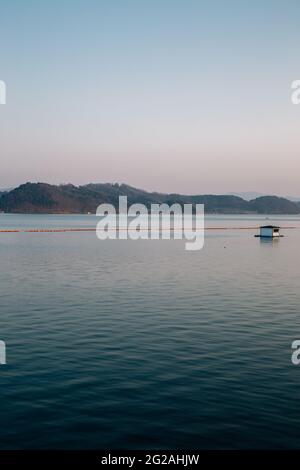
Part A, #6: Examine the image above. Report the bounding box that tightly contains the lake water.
[1,214,300,449]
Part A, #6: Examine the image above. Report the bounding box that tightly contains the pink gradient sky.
[1,1,300,196]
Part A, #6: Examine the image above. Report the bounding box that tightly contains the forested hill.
[0,182,299,214]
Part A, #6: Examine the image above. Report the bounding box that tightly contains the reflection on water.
[259,237,281,247]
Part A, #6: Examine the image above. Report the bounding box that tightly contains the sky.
[0,0,300,195]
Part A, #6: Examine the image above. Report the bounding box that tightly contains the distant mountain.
[0,182,300,214]
[226,191,268,201]
[0,188,12,198]
[0,187,14,194]
[286,196,300,202]
[228,191,300,202]
[248,196,300,214]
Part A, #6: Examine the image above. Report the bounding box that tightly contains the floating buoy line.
[0,226,297,234]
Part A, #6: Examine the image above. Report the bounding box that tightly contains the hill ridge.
[0,182,299,214]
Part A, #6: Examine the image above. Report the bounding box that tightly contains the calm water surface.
[0,214,300,449]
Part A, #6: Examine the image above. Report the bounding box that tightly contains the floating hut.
[255,225,282,238]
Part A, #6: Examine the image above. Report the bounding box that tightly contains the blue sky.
[1,0,300,194]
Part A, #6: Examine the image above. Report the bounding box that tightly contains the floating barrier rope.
[0,226,297,233]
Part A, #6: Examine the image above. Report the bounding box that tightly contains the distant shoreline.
[1,212,300,217]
